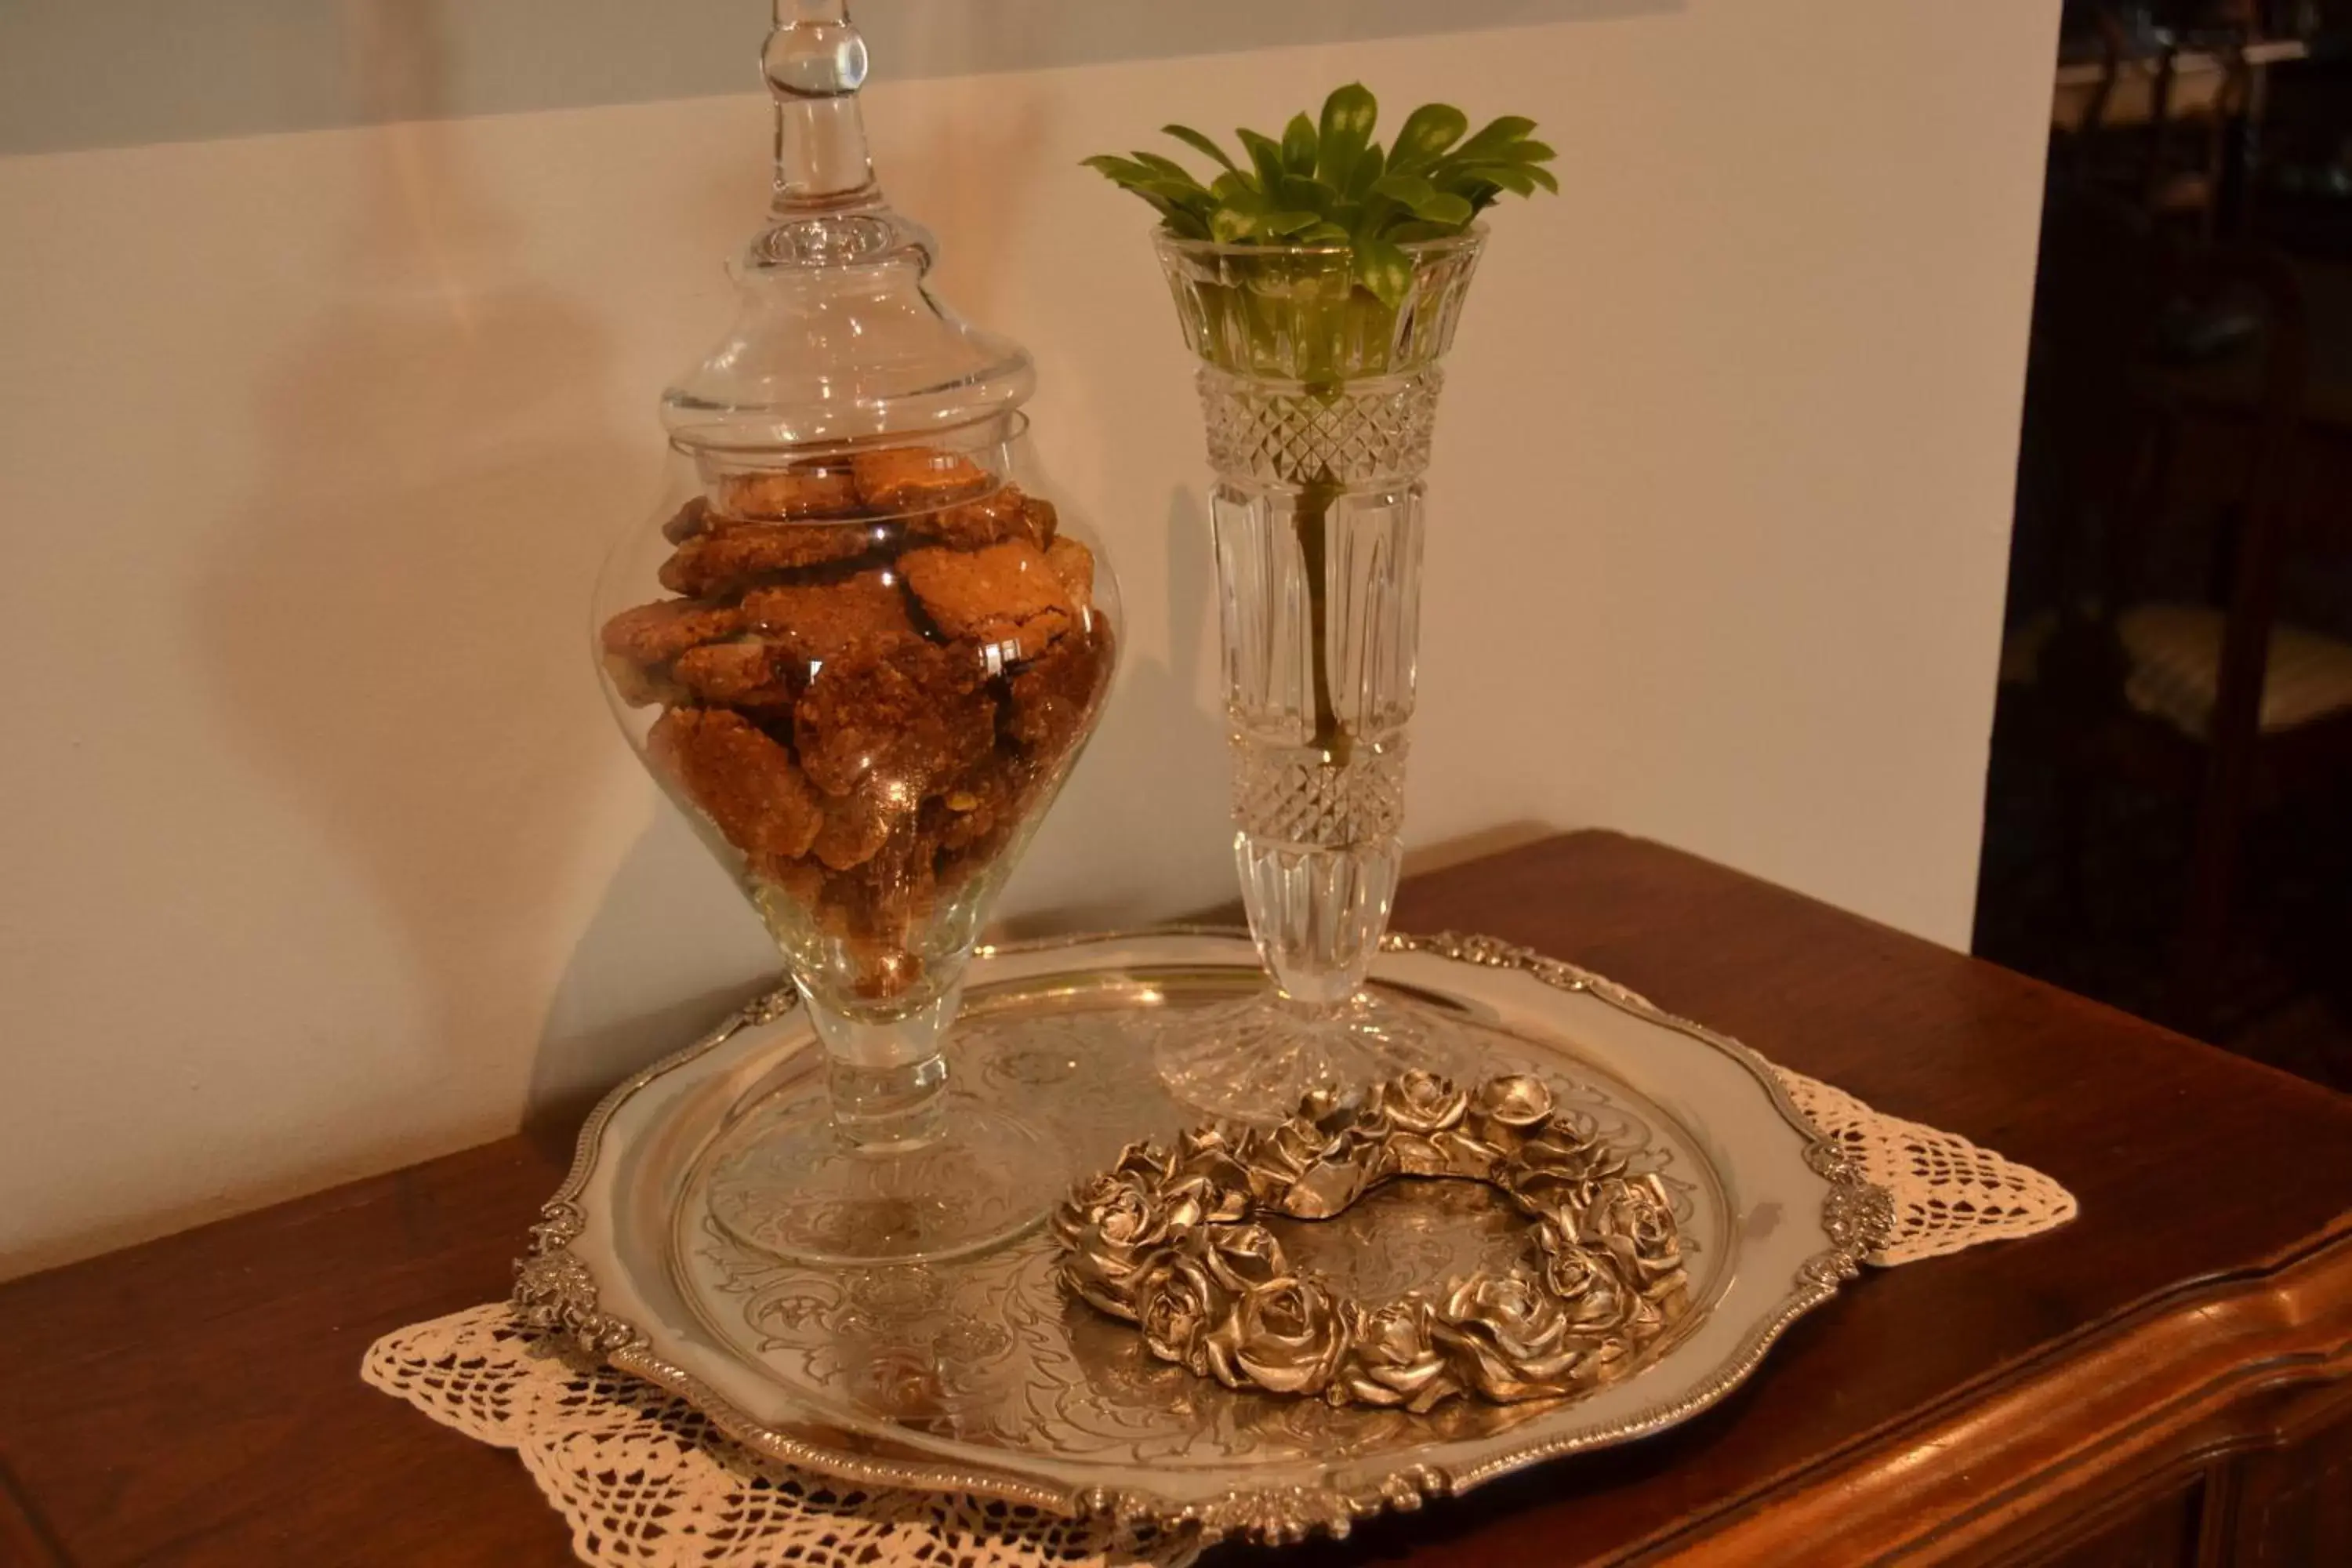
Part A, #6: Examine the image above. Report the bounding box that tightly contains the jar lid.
[662,1,1033,454]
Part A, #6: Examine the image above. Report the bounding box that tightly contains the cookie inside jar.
[601,441,1114,1003]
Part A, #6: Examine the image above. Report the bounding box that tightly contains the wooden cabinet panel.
[2231,1410,2352,1567]
[2029,1482,2203,1568]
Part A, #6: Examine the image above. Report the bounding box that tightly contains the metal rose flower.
[1372,1069,1470,1136]
[1432,1271,1584,1400]
[1501,1121,1628,1215]
[1250,1111,1348,1185]
[1580,1174,1686,1305]
[1201,1276,1351,1397]
[1163,1126,1253,1224]
[1280,1155,1378,1220]
[1238,1110,1388,1218]
[1532,1225,1639,1336]
[1111,1137,1175,1185]
[1295,1084,1371,1137]
[1053,1166,1187,1319]
[1199,1221,1288,1295]
[1053,1072,1690,1410]
[1338,1297,1461,1411]
[1374,1072,1505,1180]
[1135,1250,1228,1374]
[1471,1074,1555,1136]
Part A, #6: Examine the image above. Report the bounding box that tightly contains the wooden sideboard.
[2,832,2347,1565]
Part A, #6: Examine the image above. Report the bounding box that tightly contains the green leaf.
[1210,205,1259,243]
[1449,159,1554,196]
[1207,174,1272,242]
[1139,179,1218,208]
[1080,153,1152,184]
[1210,170,1261,206]
[1161,123,1238,172]
[1352,234,1412,307]
[1297,220,1351,244]
[1131,151,1207,190]
[1459,179,1504,216]
[1344,141,1386,200]
[1414,191,1475,227]
[1388,103,1469,173]
[1084,157,1217,236]
[1160,205,1213,239]
[1316,82,1378,192]
[1368,172,1439,209]
[1455,162,1540,197]
[1258,209,1325,238]
[1282,113,1318,176]
[1082,154,1204,199]
[1367,173,1475,230]
[1235,128,1287,194]
[1272,172,1335,215]
[1453,114,1537,163]
[1508,139,1558,164]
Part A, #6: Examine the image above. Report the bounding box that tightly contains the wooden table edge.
[8,830,2351,1566]
[1628,1213,2352,1564]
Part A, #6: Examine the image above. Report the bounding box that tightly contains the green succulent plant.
[1083,83,1555,307]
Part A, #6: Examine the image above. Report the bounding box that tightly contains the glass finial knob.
[762,0,878,215]
[764,0,867,99]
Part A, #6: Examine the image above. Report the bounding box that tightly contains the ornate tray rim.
[514,928,1892,1542]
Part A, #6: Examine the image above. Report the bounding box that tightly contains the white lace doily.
[363,1065,2074,1567]
[1773,1067,2076,1265]
[362,1305,1196,1567]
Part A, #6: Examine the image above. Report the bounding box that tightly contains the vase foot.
[705,1098,1062,1265]
[1151,989,1479,1123]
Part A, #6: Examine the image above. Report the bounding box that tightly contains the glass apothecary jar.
[590,0,1118,1265]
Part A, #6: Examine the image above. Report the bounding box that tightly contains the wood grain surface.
[2,832,2347,1566]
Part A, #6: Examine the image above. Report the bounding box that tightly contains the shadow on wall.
[186,0,1541,1172]
[521,807,779,1146]
[991,485,1232,939]
[195,0,655,1174]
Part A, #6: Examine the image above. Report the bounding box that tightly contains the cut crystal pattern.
[1230,741,1406,845]
[1200,369,1441,488]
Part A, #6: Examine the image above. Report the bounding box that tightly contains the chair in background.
[2002,177,2352,1037]
[2055,2,2266,235]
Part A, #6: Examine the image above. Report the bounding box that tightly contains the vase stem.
[1294,481,1350,766]
[1236,830,1400,1007]
[800,982,958,1149]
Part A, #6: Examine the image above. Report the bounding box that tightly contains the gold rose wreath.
[1052,1071,1692,1410]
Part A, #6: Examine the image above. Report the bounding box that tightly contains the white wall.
[0,1,2060,1277]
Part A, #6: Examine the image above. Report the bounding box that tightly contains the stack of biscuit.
[600,446,1112,999]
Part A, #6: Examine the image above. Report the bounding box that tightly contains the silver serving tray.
[517,930,1886,1541]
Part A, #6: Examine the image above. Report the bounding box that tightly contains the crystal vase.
[1151,231,1484,1120]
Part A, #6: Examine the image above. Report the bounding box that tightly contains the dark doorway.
[1972,2,2352,1091]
